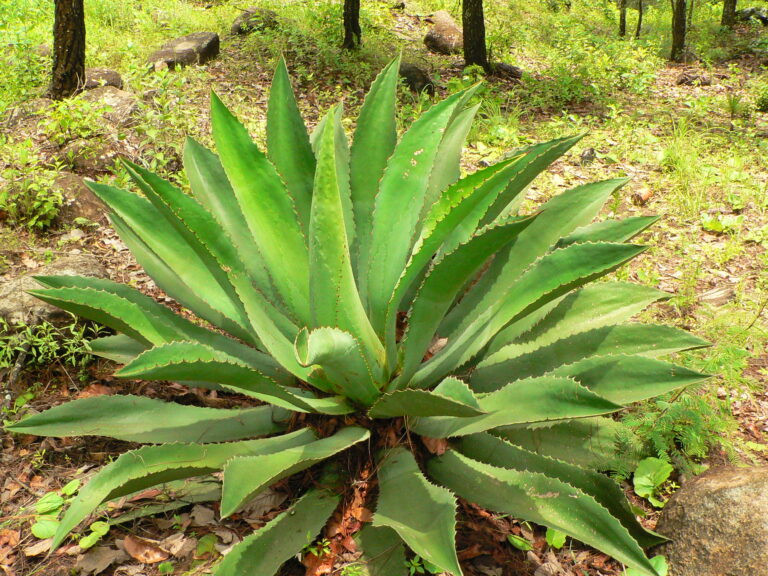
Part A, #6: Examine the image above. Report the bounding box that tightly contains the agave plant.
[8,57,708,576]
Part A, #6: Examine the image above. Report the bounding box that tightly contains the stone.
[54,172,107,223]
[58,138,124,174]
[0,254,108,324]
[80,86,138,125]
[148,32,220,70]
[676,72,712,86]
[399,63,435,95]
[492,62,524,79]
[423,10,463,55]
[84,68,123,90]
[656,465,768,576]
[738,7,768,25]
[231,7,279,35]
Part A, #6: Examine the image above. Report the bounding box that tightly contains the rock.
[423,10,463,55]
[148,32,220,70]
[580,147,597,165]
[699,285,735,306]
[656,465,768,576]
[58,138,125,174]
[0,254,108,324]
[399,63,435,95]
[84,68,123,90]
[738,7,768,25]
[80,86,138,125]
[54,172,107,223]
[492,62,523,79]
[231,7,279,35]
[676,72,712,86]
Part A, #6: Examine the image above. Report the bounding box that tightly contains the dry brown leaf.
[22,538,51,557]
[77,384,114,399]
[421,436,448,455]
[75,546,128,575]
[123,534,169,564]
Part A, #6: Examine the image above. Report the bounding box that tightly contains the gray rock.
[80,86,138,125]
[0,254,108,324]
[58,138,124,174]
[399,63,435,95]
[84,68,123,90]
[738,7,768,25]
[148,32,220,70]
[231,7,279,35]
[424,10,463,55]
[656,465,768,576]
[492,62,523,79]
[54,172,107,223]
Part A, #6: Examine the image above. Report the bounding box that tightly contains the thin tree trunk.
[687,0,695,29]
[619,0,627,36]
[48,0,86,100]
[463,0,490,71]
[721,0,737,27]
[342,0,361,50]
[635,0,644,37]
[670,0,687,61]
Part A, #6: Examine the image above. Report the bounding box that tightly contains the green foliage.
[632,458,674,508]
[39,98,112,145]
[6,59,710,576]
[545,528,567,549]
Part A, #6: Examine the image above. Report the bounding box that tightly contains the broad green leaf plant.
[7,58,709,576]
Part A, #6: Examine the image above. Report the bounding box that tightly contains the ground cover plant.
[6,57,715,576]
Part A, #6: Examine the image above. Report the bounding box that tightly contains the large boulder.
[80,86,138,126]
[0,255,108,324]
[231,7,280,35]
[54,172,107,223]
[84,68,123,90]
[656,465,768,576]
[148,32,220,70]
[423,10,463,55]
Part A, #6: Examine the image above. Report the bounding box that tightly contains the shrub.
[7,58,710,576]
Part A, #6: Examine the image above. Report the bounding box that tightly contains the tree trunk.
[342,0,361,50]
[687,0,695,29]
[619,0,627,36]
[48,0,86,100]
[463,0,489,71]
[635,0,644,37]
[721,0,737,27]
[670,0,687,62]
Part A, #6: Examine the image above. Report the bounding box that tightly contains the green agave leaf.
[473,324,709,389]
[118,341,353,415]
[310,113,384,374]
[295,327,381,406]
[455,433,665,548]
[7,396,284,444]
[355,526,407,576]
[210,92,310,323]
[487,282,669,356]
[267,57,315,230]
[220,426,369,517]
[374,447,462,576]
[409,375,621,438]
[88,334,147,364]
[550,354,709,404]
[351,56,401,293]
[217,489,340,576]
[427,450,660,576]
[494,417,625,469]
[51,429,316,551]
[414,242,646,389]
[366,86,478,336]
[558,215,659,247]
[369,377,484,418]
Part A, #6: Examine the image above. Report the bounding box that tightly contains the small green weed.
[632,457,674,508]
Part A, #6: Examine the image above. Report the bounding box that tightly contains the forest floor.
[2,0,768,575]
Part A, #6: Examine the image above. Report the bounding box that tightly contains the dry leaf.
[123,535,169,564]
[75,546,128,575]
[77,384,114,399]
[22,539,51,557]
[421,436,448,455]
[190,504,216,526]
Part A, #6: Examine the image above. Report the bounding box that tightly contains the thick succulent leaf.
[455,433,665,548]
[210,92,310,323]
[184,138,277,302]
[88,334,147,363]
[369,377,484,418]
[217,489,340,576]
[494,417,625,469]
[332,104,356,252]
[409,376,621,438]
[551,355,709,404]
[351,56,401,291]
[413,242,646,388]
[310,114,384,373]
[397,217,533,384]
[295,327,381,406]
[267,58,315,229]
[7,396,285,444]
[558,215,659,247]
[374,447,462,576]
[118,341,353,414]
[355,526,407,576]
[473,324,709,390]
[487,282,669,356]
[220,427,369,517]
[365,86,477,335]
[427,451,660,576]
[441,178,627,337]
[50,429,316,550]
